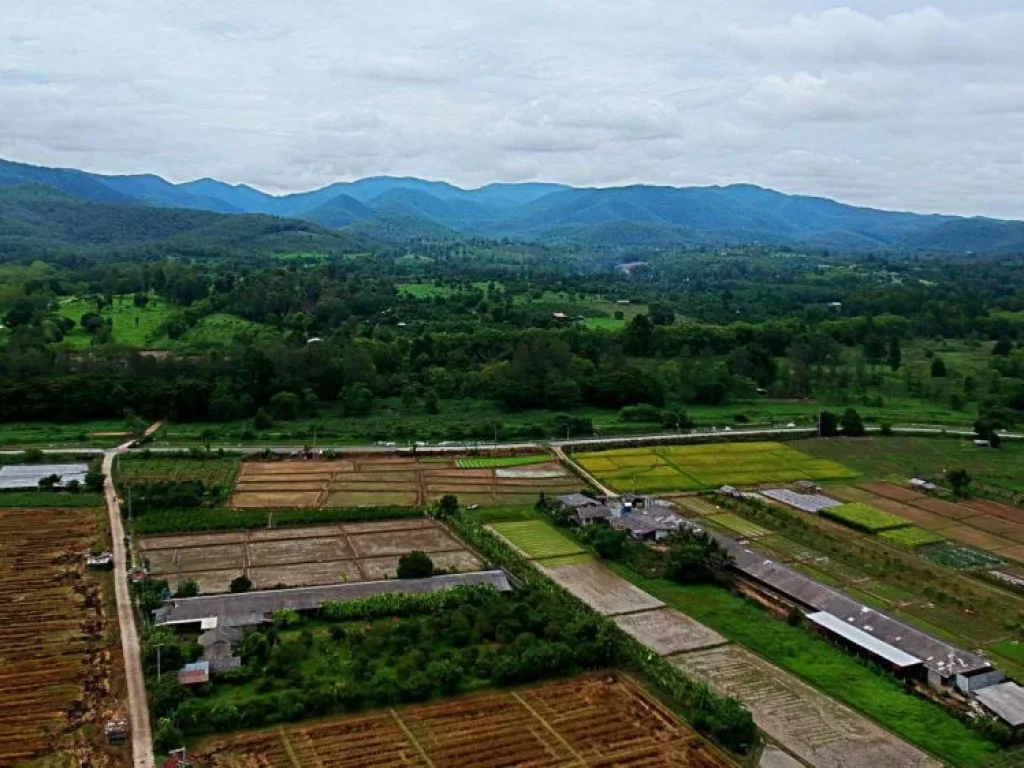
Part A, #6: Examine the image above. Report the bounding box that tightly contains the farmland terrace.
[230,456,582,508]
[191,673,734,768]
[138,518,484,593]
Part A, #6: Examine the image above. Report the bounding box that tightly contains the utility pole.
[156,643,163,682]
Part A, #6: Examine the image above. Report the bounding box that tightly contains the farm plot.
[0,507,124,766]
[879,526,947,549]
[192,674,732,768]
[539,560,665,616]
[706,513,770,539]
[820,503,910,532]
[116,455,239,490]
[138,518,483,592]
[489,520,584,560]
[612,608,726,655]
[575,442,855,494]
[670,645,940,768]
[230,457,585,509]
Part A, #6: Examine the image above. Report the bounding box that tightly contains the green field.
[114,455,240,490]
[919,543,1005,570]
[0,419,135,448]
[878,526,947,548]
[56,294,175,348]
[800,437,1024,494]
[821,503,910,532]
[707,512,770,539]
[607,566,999,767]
[489,520,584,560]
[0,491,104,508]
[456,455,549,469]
[576,441,856,493]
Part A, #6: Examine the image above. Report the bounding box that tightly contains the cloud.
[0,1,1022,218]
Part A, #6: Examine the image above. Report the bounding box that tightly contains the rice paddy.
[489,520,585,560]
[575,441,856,493]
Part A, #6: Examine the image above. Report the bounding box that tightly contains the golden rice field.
[576,441,856,493]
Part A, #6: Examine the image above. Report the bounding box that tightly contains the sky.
[2,1,1023,218]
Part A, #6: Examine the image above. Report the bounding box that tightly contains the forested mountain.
[2,156,1023,253]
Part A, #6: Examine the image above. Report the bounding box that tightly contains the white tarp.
[0,463,90,490]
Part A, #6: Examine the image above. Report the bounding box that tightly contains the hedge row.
[130,505,422,535]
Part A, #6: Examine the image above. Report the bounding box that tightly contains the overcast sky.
[2,1,1023,218]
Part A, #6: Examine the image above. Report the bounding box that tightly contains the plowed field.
[0,507,126,767]
[191,674,734,767]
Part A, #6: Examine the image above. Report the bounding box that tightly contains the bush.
[230,574,253,593]
[175,579,199,598]
[397,551,435,579]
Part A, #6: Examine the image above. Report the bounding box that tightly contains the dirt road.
[104,428,161,768]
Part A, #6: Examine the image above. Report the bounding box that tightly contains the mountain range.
[2,156,1023,253]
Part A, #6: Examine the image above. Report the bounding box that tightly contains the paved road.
[104,428,160,768]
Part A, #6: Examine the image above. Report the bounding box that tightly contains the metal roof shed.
[807,612,922,669]
[976,682,1024,727]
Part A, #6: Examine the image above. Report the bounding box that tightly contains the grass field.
[800,437,1024,494]
[576,441,856,493]
[490,520,585,560]
[456,455,549,468]
[878,526,947,548]
[608,566,999,767]
[820,503,910,532]
[0,419,134,448]
[56,294,175,348]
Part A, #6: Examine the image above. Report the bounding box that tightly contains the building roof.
[976,682,1024,727]
[714,533,991,677]
[177,660,210,685]
[0,463,90,490]
[576,507,611,520]
[807,612,922,668]
[559,493,604,510]
[154,571,512,627]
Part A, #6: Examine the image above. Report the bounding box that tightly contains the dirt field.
[191,674,734,767]
[613,608,726,655]
[670,645,940,768]
[0,507,128,767]
[230,457,585,508]
[138,519,483,592]
[539,560,664,615]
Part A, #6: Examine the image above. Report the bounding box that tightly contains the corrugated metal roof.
[807,612,922,668]
[154,570,512,626]
[976,682,1024,726]
[707,528,992,677]
[0,463,90,490]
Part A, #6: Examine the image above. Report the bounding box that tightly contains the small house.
[558,493,611,526]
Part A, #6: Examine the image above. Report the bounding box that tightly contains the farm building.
[559,493,611,525]
[703,528,996,689]
[154,570,513,630]
[0,463,90,489]
[975,682,1024,727]
[177,660,210,686]
[198,626,245,674]
[806,612,923,677]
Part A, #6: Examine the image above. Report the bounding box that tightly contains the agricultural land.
[230,456,582,508]
[575,441,856,494]
[0,506,127,767]
[138,518,483,593]
[191,674,733,768]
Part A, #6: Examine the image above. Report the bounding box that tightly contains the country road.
[103,426,162,768]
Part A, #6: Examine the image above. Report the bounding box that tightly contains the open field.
[799,437,1024,496]
[0,506,126,766]
[670,645,940,768]
[613,608,726,655]
[489,520,585,560]
[540,560,665,616]
[192,674,733,768]
[138,518,483,592]
[230,457,583,508]
[56,293,175,348]
[0,419,134,448]
[576,442,855,493]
